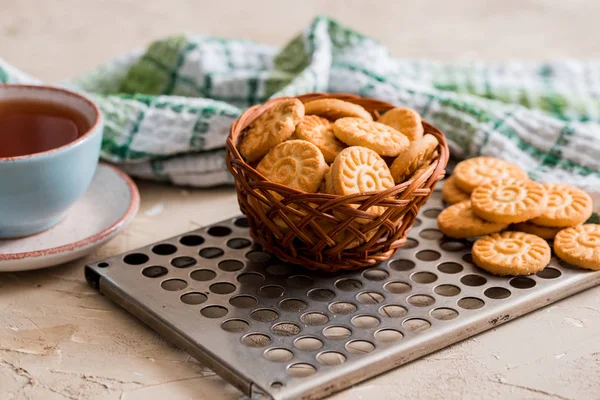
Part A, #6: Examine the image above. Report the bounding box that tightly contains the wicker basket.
[226,93,449,272]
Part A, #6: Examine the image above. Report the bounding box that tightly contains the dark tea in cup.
[0,99,90,158]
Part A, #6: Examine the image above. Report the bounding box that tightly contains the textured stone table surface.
[1,1,599,399]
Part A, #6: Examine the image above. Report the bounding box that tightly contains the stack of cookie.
[438,157,599,275]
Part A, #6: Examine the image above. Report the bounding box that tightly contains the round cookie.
[437,200,508,239]
[531,183,593,227]
[389,134,438,183]
[377,107,424,142]
[257,140,328,193]
[512,222,562,240]
[296,115,346,163]
[442,175,470,205]
[333,118,410,157]
[554,224,600,270]
[472,231,551,276]
[453,157,528,193]
[240,98,304,162]
[304,98,373,121]
[471,178,548,224]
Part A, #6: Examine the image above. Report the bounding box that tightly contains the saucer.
[0,163,140,271]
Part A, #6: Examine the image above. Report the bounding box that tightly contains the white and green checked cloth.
[1,16,598,220]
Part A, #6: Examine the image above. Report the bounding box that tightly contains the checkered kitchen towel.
[1,16,598,218]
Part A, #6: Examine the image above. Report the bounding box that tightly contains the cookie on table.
[453,157,528,193]
[296,115,346,163]
[377,107,424,142]
[304,98,373,121]
[257,140,328,193]
[531,183,593,227]
[442,175,470,205]
[471,178,548,224]
[389,134,438,183]
[240,98,304,162]
[333,118,409,157]
[512,221,563,240]
[554,224,600,270]
[472,231,551,276]
[437,200,508,239]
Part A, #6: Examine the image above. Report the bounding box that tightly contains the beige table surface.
[1,1,599,399]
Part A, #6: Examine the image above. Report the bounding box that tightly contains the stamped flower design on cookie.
[296,115,346,163]
[377,107,424,142]
[333,117,409,157]
[453,157,528,193]
[531,184,593,227]
[554,224,600,270]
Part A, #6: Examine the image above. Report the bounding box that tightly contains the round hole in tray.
[286,275,314,288]
[272,322,301,337]
[161,278,187,291]
[180,292,207,305]
[229,295,257,309]
[510,277,537,289]
[423,208,442,218]
[180,235,205,246]
[440,240,468,252]
[383,281,412,294]
[403,238,419,249]
[227,238,251,249]
[294,337,323,351]
[287,363,316,377]
[123,253,149,265]
[207,226,232,237]
[218,259,244,272]
[413,218,422,227]
[200,305,228,318]
[411,272,438,284]
[434,284,461,297]
[462,253,474,264]
[234,217,249,228]
[97,262,109,268]
[210,282,236,295]
[142,266,168,278]
[199,247,224,259]
[460,274,487,287]
[379,305,407,318]
[438,262,463,274]
[323,326,351,339]
[221,319,249,333]
[246,250,272,264]
[356,291,384,304]
[431,307,459,321]
[536,267,561,279]
[300,312,329,326]
[362,269,389,281]
[389,259,415,271]
[258,285,286,298]
[242,333,270,348]
[279,298,308,313]
[407,294,435,307]
[328,302,357,315]
[237,272,265,285]
[152,243,178,255]
[266,263,293,276]
[308,288,336,302]
[458,297,485,310]
[171,256,197,268]
[346,340,375,354]
[250,308,279,322]
[335,278,363,291]
[351,315,380,329]
[190,269,216,281]
[374,329,403,343]
[403,318,431,332]
[416,250,441,262]
[420,229,443,240]
[317,351,346,366]
[265,348,294,363]
[271,381,284,389]
[484,287,512,299]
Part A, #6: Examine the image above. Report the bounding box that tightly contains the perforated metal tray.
[85,187,600,400]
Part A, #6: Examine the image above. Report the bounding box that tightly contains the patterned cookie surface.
[304,98,373,121]
[257,140,327,193]
[333,118,409,157]
[377,107,424,142]
[512,222,562,240]
[437,200,508,239]
[531,184,593,227]
[240,98,304,162]
[554,224,600,270]
[442,175,470,205]
[296,115,346,163]
[472,231,551,276]
[389,134,438,183]
[471,178,548,224]
[454,157,528,193]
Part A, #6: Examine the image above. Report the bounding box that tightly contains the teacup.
[0,84,103,238]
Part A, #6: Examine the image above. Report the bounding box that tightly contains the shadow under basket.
[226,93,449,272]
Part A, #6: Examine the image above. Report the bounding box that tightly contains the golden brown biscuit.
[389,134,438,183]
[471,178,548,224]
[304,98,373,121]
[257,140,328,193]
[240,98,304,162]
[531,184,593,227]
[554,224,600,270]
[296,115,346,163]
[333,118,410,157]
[512,222,562,240]
[442,175,470,205]
[472,231,551,276]
[377,107,424,142]
[453,157,528,193]
[437,200,508,239]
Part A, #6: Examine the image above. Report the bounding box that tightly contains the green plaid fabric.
[0,16,598,218]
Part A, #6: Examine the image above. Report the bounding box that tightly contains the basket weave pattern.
[226,93,449,272]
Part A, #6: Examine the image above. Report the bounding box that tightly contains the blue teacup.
[0,84,103,238]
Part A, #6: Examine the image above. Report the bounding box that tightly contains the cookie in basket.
[512,221,562,240]
[304,98,373,121]
[531,183,593,227]
[437,200,508,239]
[554,224,600,270]
[471,178,548,224]
[240,98,304,162]
[319,167,334,194]
[377,107,424,142]
[257,140,328,193]
[389,134,438,183]
[472,231,551,276]
[296,115,346,163]
[442,175,470,205]
[333,118,409,157]
[453,157,528,193]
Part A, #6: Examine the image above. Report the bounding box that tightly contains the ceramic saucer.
[0,163,140,271]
